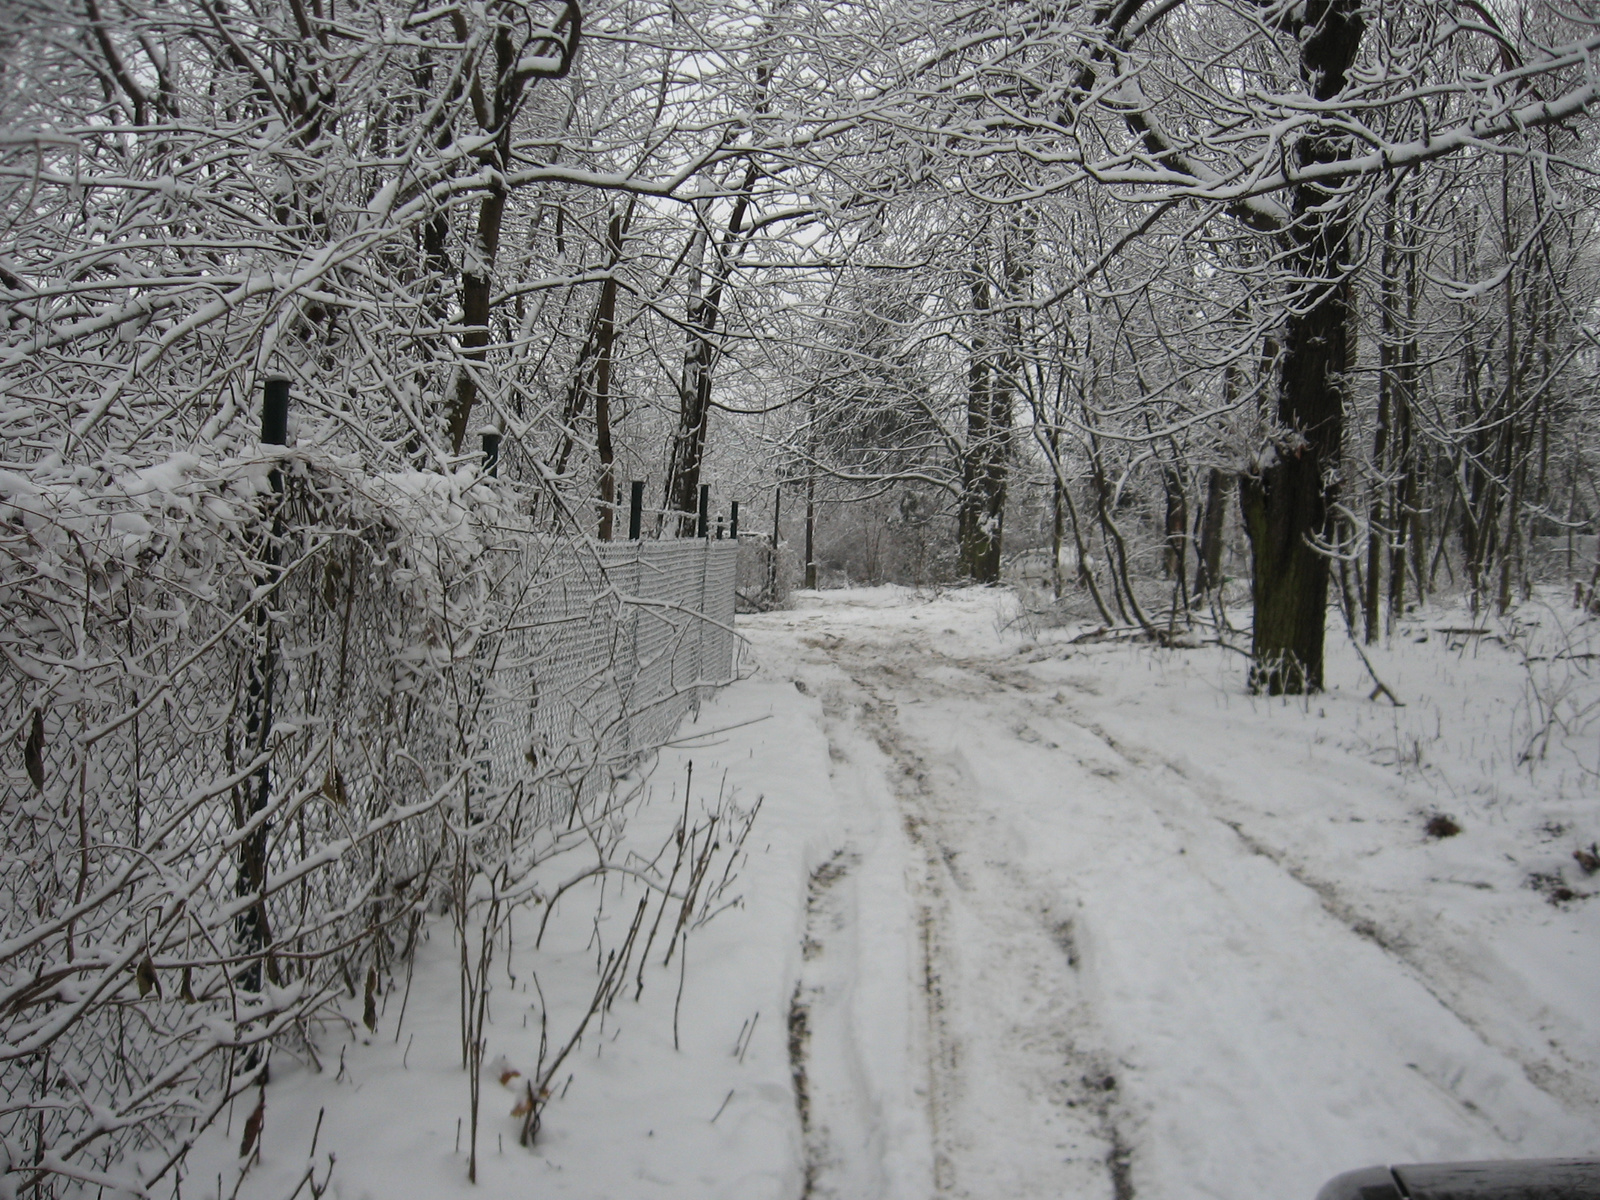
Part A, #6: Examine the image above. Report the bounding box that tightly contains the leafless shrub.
[0,451,738,1197]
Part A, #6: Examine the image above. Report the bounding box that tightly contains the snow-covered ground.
[192,586,1600,1200]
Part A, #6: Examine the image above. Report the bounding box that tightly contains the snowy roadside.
[188,584,1600,1200]
[185,673,849,1200]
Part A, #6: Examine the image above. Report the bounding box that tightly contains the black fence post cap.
[260,376,290,446]
[628,480,645,541]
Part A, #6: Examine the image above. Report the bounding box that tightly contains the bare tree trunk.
[1162,462,1189,601]
[663,165,761,533]
[551,201,636,519]
[958,230,1020,585]
[1496,157,1522,615]
[1238,0,1364,694]
[1050,427,1065,601]
[1389,206,1419,625]
[804,474,817,589]
[1194,466,1229,598]
[1034,399,1115,623]
[447,179,506,456]
[594,210,622,540]
[959,269,1006,582]
[1365,201,1397,643]
[443,3,579,455]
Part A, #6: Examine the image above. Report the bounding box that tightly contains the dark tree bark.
[1079,0,1362,688]
[593,209,622,540]
[958,271,1009,583]
[1365,209,1394,646]
[443,2,579,455]
[549,203,632,535]
[1237,0,1364,694]
[663,168,759,534]
[1194,466,1229,598]
[1050,427,1065,600]
[1388,199,1420,624]
[1162,461,1189,599]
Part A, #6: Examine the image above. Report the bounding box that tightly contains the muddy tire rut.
[754,597,1600,1199]
[799,641,1136,1200]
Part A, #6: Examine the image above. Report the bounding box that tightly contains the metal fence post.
[240,376,288,999]
[696,534,709,702]
[261,376,289,445]
[628,480,644,541]
[627,538,644,755]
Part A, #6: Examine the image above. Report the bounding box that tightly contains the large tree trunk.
[1238,0,1364,695]
[593,210,621,540]
[1364,209,1394,646]
[1050,427,1065,600]
[446,179,505,455]
[1388,195,1420,626]
[1162,461,1189,599]
[804,473,817,588]
[958,270,1009,583]
[664,223,712,534]
[548,205,632,535]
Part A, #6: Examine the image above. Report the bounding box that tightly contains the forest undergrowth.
[999,572,1600,908]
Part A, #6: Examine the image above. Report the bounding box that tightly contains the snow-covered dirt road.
[745,588,1600,1200]
[194,585,1600,1200]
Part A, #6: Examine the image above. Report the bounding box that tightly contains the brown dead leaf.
[240,1091,265,1159]
[24,709,44,793]
[321,763,348,805]
[135,955,160,999]
[510,1087,533,1119]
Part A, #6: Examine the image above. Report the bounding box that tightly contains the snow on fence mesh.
[0,452,736,1200]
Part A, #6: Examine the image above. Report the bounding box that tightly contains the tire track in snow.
[923,649,1600,1125]
[810,650,1134,1200]
[787,843,895,1200]
[788,849,858,1198]
[759,597,1595,1194]
[964,657,1600,1122]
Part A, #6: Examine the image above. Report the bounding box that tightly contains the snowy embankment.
[193,587,1600,1200]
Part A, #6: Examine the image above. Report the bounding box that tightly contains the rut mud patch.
[1220,818,1408,956]
[1049,914,1081,969]
[788,984,812,1127]
[786,983,817,1197]
[809,849,853,894]
[1107,1123,1136,1200]
[803,849,856,959]
[790,847,861,1192]
[939,844,972,890]
[1424,812,1462,840]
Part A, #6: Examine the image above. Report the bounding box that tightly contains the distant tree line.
[3,0,1598,693]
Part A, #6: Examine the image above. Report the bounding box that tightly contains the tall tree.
[1040,0,1599,691]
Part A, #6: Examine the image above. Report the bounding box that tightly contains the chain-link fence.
[0,453,737,1200]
